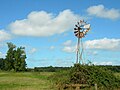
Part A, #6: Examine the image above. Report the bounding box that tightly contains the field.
[0,72,56,90]
[0,71,120,90]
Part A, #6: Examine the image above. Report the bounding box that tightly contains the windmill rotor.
[74,20,91,64]
[74,20,90,38]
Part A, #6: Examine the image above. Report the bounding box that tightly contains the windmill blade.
[78,27,81,30]
[83,24,90,29]
[74,30,79,34]
[74,28,79,32]
[75,25,78,27]
[74,28,77,30]
[80,20,83,23]
[75,33,79,37]
[84,28,90,33]
[74,30,80,37]
[83,31,86,34]
[74,31,79,35]
[86,28,93,34]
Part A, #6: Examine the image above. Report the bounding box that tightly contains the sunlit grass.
[0,72,56,90]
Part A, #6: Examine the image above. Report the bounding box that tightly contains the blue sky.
[0,0,120,68]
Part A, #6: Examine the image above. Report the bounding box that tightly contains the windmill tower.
[74,20,90,64]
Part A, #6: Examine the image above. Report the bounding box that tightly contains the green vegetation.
[27,65,120,73]
[51,64,120,89]
[33,66,70,72]
[0,42,27,72]
[0,66,120,90]
[99,65,120,73]
[0,72,55,90]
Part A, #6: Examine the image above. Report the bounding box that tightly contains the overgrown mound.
[51,64,120,89]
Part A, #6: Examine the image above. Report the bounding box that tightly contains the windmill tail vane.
[74,20,91,64]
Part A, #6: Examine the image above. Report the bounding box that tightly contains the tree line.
[0,42,27,72]
[27,65,120,73]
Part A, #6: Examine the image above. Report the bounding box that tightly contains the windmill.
[74,20,90,64]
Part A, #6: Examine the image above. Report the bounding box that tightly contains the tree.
[14,47,27,71]
[5,42,27,71]
[4,42,16,71]
[0,58,5,70]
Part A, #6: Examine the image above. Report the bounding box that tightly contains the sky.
[0,0,120,68]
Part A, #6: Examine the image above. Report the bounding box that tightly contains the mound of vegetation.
[51,64,120,89]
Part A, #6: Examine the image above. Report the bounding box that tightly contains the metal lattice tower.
[74,20,91,64]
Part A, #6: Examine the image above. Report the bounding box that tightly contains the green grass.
[0,71,119,90]
[0,72,56,90]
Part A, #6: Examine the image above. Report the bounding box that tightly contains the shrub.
[51,64,120,89]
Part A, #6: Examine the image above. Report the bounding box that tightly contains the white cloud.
[62,38,120,53]
[63,40,72,46]
[9,9,83,37]
[87,50,98,56]
[85,38,120,51]
[62,40,76,53]
[62,46,76,53]
[0,30,11,42]
[55,58,73,67]
[29,48,37,54]
[87,5,120,20]
[49,46,55,50]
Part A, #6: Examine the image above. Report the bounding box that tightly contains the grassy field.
[0,71,120,90]
[0,72,56,90]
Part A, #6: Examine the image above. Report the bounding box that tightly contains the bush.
[51,64,120,89]
[70,64,90,84]
[87,65,120,89]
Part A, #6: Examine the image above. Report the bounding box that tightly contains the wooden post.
[95,83,97,90]
[65,84,89,90]
[69,85,72,90]
[76,86,80,90]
